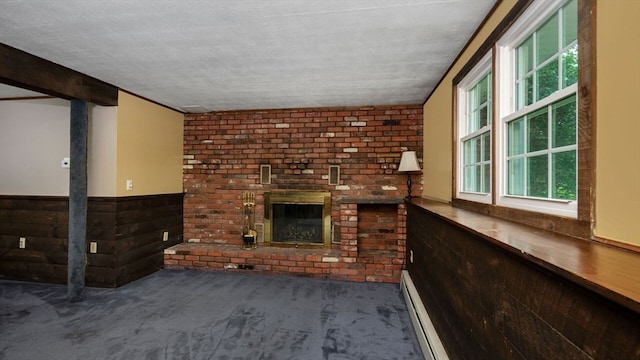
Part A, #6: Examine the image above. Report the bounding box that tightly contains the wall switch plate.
[162,231,169,241]
[19,237,26,249]
[61,157,70,168]
[89,242,98,253]
[126,179,133,191]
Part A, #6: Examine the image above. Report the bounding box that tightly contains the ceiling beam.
[0,43,118,106]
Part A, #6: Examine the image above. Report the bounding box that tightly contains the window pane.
[478,75,489,104]
[469,86,478,111]
[482,132,491,162]
[479,106,488,128]
[517,36,534,79]
[473,165,482,192]
[562,45,578,88]
[562,0,578,47]
[552,95,576,148]
[508,118,525,156]
[465,136,483,164]
[468,109,478,133]
[552,150,576,200]
[464,165,484,193]
[527,155,548,197]
[463,139,473,165]
[536,14,559,65]
[508,158,525,196]
[482,163,491,193]
[474,136,482,162]
[517,75,534,110]
[536,59,559,101]
[528,109,548,152]
[463,166,475,192]
[469,90,479,132]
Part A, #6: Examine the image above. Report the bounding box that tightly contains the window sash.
[462,131,491,194]
[494,0,578,217]
[457,60,492,203]
[515,1,577,110]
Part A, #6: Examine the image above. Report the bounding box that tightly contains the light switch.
[126,179,133,191]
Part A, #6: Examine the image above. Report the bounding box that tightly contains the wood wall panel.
[406,202,640,359]
[0,193,183,287]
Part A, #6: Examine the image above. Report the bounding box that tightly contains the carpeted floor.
[0,269,424,360]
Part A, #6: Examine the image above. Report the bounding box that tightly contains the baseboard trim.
[401,270,448,360]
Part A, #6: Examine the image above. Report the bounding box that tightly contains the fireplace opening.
[264,191,331,248]
[273,204,323,244]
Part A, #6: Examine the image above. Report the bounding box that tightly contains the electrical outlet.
[162,231,169,241]
[89,242,98,254]
[19,237,26,249]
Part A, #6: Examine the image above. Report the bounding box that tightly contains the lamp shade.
[398,151,421,172]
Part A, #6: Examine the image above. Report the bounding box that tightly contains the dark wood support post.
[68,99,89,302]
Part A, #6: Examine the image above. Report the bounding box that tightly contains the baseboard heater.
[400,270,449,360]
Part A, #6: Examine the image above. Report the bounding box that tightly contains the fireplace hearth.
[264,191,332,248]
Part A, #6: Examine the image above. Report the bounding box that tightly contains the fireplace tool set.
[241,191,257,249]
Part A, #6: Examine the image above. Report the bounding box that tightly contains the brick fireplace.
[165,104,423,283]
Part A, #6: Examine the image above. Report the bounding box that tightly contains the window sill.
[408,197,640,314]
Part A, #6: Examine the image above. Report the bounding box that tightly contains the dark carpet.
[0,269,423,360]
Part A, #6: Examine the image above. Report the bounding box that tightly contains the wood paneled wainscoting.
[0,194,183,287]
[405,199,640,359]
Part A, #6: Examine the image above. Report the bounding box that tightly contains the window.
[457,54,492,203]
[456,0,578,217]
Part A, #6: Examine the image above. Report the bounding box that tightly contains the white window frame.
[457,53,493,204]
[495,0,578,218]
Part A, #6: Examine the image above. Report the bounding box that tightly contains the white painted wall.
[0,98,71,196]
[0,98,117,196]
[88,105,118,196]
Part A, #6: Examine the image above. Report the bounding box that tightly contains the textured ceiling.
[0,1,496,112]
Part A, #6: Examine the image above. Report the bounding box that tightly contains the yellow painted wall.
[116,91,183,196]
[594,0,640,245]
[423,0,516,202]
[422,84,454,202]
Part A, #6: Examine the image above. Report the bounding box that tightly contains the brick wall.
[357,204,398,252]
[183,104,423,246]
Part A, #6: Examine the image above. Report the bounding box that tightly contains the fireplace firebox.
[264,191,331,248]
